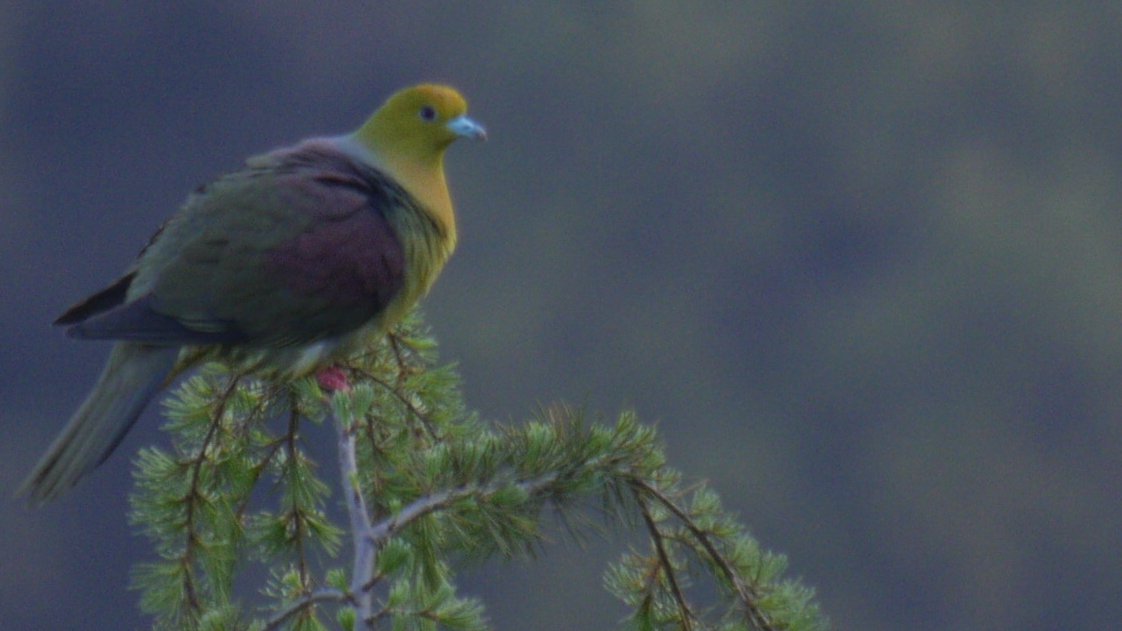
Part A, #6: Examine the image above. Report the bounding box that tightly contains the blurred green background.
[3,3,1121,629]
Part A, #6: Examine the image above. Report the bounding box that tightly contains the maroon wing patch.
[267,199,406,316]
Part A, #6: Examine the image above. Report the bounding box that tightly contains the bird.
[19,83,486,505]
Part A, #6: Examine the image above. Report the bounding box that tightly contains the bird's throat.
[383,154,457,251]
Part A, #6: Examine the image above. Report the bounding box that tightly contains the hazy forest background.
[2,4,1121,630]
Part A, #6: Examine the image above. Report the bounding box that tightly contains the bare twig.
[633,480,776,631]
[180,374,242,613]
[362,468,572,549]
[335,404,378,629]
[263,588,348,631]
[285,400,310,589]
[635,490,696,630]
[364,483,475,545]
[387,332,410,381]
[232,387,291,520]
[349,366,439,439]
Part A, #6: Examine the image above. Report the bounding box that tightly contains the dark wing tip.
[65,294,249,345]
[55,273,136,326]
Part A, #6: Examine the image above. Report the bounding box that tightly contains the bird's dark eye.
[419,106,437,121]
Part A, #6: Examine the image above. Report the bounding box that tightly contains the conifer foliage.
[129,311,827,630]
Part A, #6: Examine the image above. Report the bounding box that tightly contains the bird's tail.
[19,342,178,505]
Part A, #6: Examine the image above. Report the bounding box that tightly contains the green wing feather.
[66,141,413,348]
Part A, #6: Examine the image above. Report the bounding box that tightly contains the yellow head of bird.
[359,84,486,160]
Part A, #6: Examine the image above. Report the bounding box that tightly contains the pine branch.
[335,396,377,628]
[128,310,827,631]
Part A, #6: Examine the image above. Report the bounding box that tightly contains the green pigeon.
[20,84,486,505]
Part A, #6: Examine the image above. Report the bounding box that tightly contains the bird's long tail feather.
[19,343,177,505]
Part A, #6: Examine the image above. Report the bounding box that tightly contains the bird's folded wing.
[61,144,410,347]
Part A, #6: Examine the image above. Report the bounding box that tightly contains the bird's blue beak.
[447,116,487,141]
